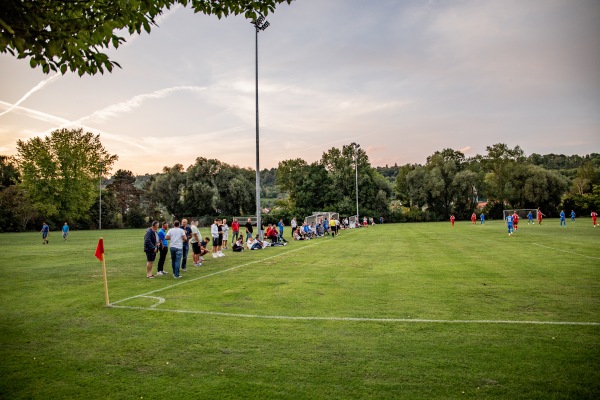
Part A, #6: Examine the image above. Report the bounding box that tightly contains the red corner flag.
[95,238,104,261]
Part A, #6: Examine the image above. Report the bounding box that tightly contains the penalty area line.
[110,239,329,306]
[532,243,600,260]
[108,305,600,326]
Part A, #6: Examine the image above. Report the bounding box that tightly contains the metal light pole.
[99,161,102,230]
[353,143,360,224]
[253,15,269,240]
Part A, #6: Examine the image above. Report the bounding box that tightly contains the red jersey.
[231,221,240,232]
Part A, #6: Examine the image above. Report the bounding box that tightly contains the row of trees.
[1,129,599,232]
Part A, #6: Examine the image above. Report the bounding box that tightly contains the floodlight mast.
[99,161,102,230]
[253,15,269,240]
[353,143,360,223]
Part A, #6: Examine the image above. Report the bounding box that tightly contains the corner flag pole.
[95,237,109,306]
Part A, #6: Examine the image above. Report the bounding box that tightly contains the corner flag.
[95,238,109,306]
[95,238,104,261]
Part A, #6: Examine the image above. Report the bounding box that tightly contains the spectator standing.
[181,219,192,271]
[291,217,297,238]
[190,220,202,266]
[245,218,254,241]
[166,220,187,278]
[156,222,169,275]
[143,221,160,278]
[231,218,240,243]
[222,218,229,250]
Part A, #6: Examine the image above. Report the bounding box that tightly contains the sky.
[1,0,599,175]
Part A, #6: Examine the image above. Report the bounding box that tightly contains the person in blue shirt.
[156,222,169,276]
[40,222,49,244]
[480,213,485,224]
[277,219,285,238]
[527,211,533,225]
[506,214,514,236]
[570,210,576,222]
[560,210,566,227]
[61,222,69,240]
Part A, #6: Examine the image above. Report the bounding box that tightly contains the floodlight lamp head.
[256,16,265,26]
[262,21,270,30]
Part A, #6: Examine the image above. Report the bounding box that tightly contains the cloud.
[77,85,208,124]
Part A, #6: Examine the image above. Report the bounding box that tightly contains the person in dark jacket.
[144,221,160,278]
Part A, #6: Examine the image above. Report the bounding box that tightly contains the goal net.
[502,209,538,222]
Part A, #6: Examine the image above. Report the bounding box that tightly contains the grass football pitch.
[0,219,598,399]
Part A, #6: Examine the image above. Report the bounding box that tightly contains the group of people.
[457,207,598,235]
[290,216,340,240]
[40,222,70,244]
[143,217,296,278]
[144,218,224,279]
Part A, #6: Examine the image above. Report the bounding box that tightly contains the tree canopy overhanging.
[0,0,293,76]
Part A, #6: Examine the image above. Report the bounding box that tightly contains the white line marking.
[139,296,166,308]
[532,243,600,260]
[108,305,600,326]
[111,240,328,306]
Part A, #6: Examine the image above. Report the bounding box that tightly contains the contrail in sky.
[0,73,61,117]
[0,4,184,118]
[0,101,151,152]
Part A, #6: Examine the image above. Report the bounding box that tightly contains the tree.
[571,162,597,195]
[0,184,38,231]
[148,164,187,217]
[521,166,568,214]
[452,169,480,218]
[483,143,525,204]
[405,167,428,209]
[0,155,20,189]
[394,164,417,205]
[107,169,141,224]
[0,0,293,76]
[276,158,308,207]
[88,188,120,229]
[16,128,117,220]
[424,149,465,217]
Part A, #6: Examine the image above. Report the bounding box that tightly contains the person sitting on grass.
[250,235,268,250]
[266,224,279,244]
[232,236,244,252]
[294,230,308,240]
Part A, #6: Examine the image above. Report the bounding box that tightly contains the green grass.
[1,220,599,399]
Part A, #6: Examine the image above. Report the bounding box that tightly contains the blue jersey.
[560,211,565,220]
[506,215,513,225]
[528,212,533,220]
[62,225,69,233]
[157,228,168,247]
